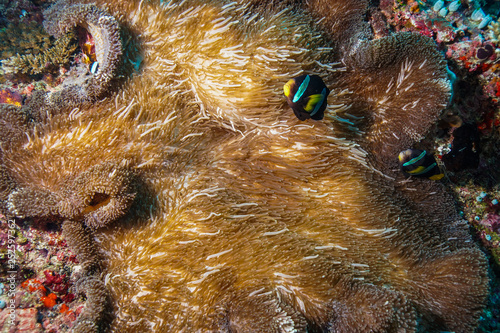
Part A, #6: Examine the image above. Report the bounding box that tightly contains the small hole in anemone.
[89,192,110,207]
[83,192,111,214]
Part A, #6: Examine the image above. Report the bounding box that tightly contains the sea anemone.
[21,0,123,119]
[0,0,489,332]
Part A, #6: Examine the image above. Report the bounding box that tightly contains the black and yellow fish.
[284,74,330,121]
[398,149,444,180]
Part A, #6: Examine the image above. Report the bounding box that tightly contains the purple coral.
[480,213,500,232]
[477,44,495,60]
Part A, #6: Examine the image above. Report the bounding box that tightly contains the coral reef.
[0,21,52,61]
[1,31,77,76]
[0,214,85,332]
[0,0,495,332]
[0,89,22,107]
[0,0,43,26]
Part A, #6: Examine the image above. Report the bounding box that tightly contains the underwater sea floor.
[0,0,500,331]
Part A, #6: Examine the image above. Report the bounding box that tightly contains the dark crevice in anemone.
[108,175,159,232]
[87,193,111,209]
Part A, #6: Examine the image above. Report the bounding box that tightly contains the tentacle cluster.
[58,161,136,229]
[343,32,452,168]
[0,104,30,150]
[72,276,111,333]
[0,164,18,214]
[4,161,136,228]
[328,281,417,332]
[62,220,111,333]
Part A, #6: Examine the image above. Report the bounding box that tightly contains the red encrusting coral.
[20,271,73,310]
[0,88,23,107]
[21,278,46,294]
[40,293,57,308]
[43,270,70,294]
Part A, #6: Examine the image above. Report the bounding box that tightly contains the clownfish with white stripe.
[398,149,444,180]
[283,74,330,121]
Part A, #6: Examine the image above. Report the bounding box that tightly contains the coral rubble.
[0,0,494,332]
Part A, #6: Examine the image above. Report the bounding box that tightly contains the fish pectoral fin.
[407,166,426,174]
[429,173,444,180]
[304,94,325,113]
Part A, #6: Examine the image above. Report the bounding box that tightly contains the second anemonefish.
[90,61,99,74]
[283,74,330,121]
[398,149,444,180]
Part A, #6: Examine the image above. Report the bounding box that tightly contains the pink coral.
[480,213,500,232]
[43,270,69,294]
[14,308,41,332]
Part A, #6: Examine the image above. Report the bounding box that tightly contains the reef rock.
[0,0,489,332]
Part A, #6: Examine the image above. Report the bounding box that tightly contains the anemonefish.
[90,61,99,74]
[398,149,444,180]
[283,74,330,121]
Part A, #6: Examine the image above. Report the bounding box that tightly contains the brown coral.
[0,21,52,60]
[1,31,77,75]
[0,0,490,332]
